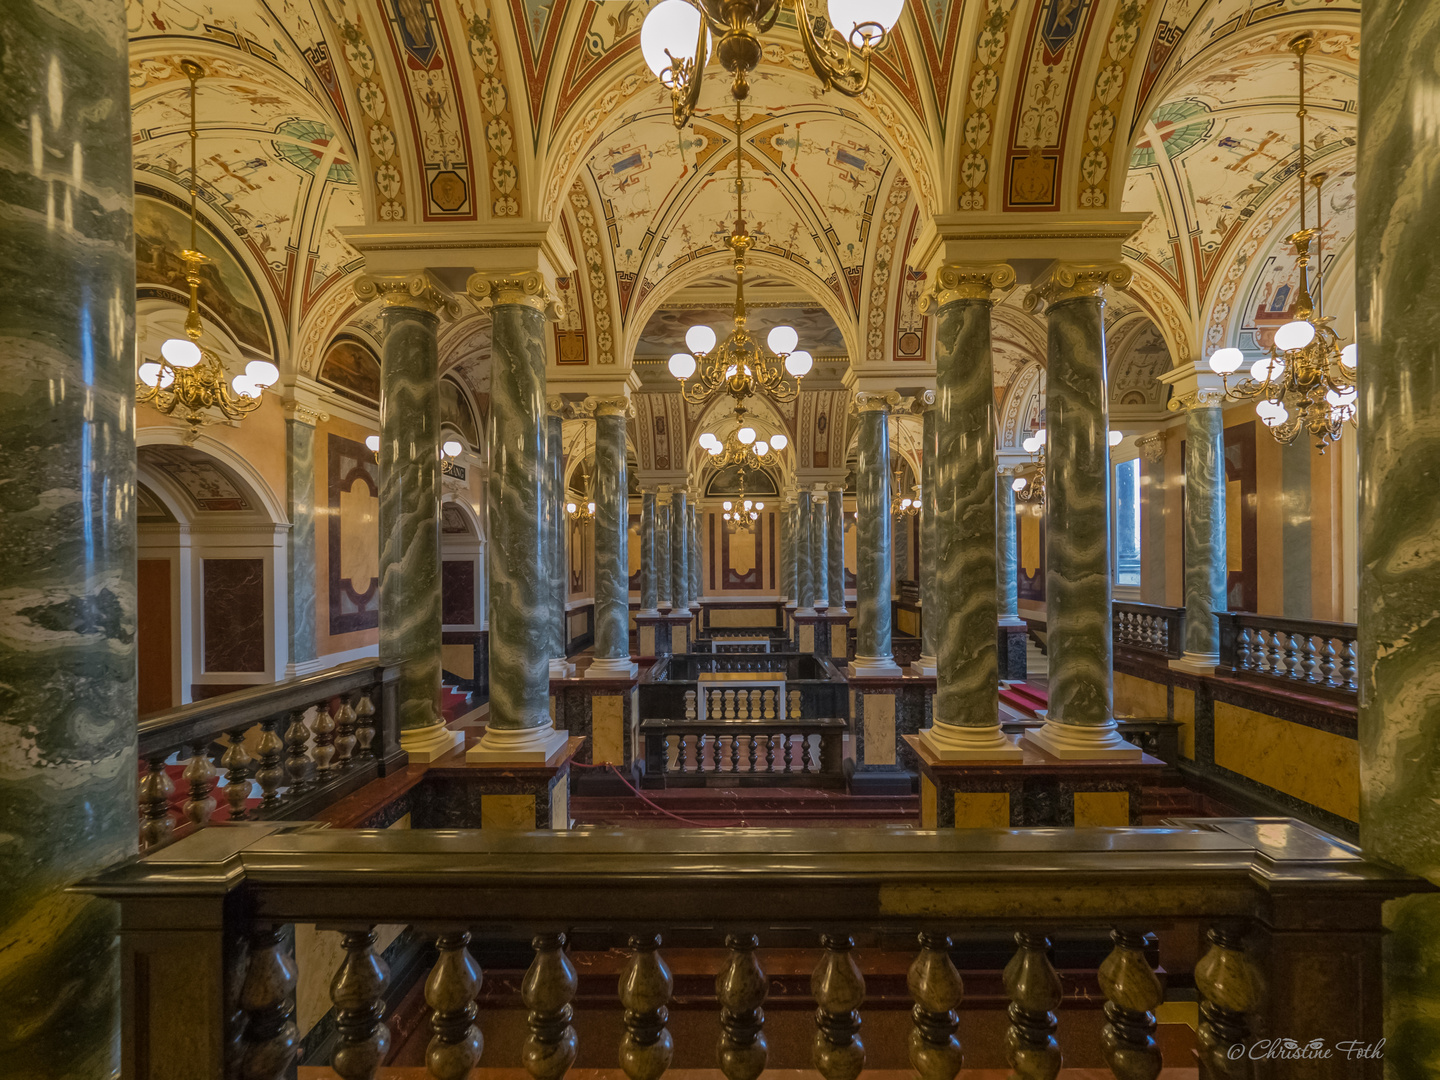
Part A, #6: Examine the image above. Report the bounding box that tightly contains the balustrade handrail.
[1111,600,1186,660]
[1216,609,1357,638]
[1112,600,1185,619]
[1216,610,1358,696]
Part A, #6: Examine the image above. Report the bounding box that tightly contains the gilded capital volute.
[853,390,902,415]
[467,271,564,320]
[582,395,632,419]
[1167,387,1226,412]
[917,263,1016,313]
[353,272,462,320]
[1023,261,1133,313]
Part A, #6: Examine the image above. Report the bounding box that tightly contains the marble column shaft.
[486,301,551,731]
[828,489,846,610]
[920,408,939,663]
[286,417,318,667]
[670,491,688,609]
[811,487,829,609]
[854,402,895,663]
[998,469,1021,621]
[546,411,566,662]
[0,1,135,1069]
[656,496,672,608]
[689,501,702,605]
[379,305,443,733]
[934,300,1000,728]
[795,490,815,611]
[782,501,797,602]
[639,491,658,613]
[1182,399,1227,658]
[591,406,629,662]
[1043,295,1114,729]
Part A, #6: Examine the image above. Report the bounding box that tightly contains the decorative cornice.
[353,272,462,320]
[917,263,1016,313]
[1167,387,1226,413]
[466,271,563,320]
[1023,261,1133,313]
[853,390,903,414]
[1136,431,1167,462]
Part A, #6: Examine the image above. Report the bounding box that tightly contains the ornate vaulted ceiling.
[126,0,1360,477]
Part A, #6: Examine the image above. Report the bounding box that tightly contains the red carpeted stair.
[440,683,472,723]
[999,681,1048,717]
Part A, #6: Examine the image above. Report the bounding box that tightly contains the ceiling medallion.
[1207,32,1357,452]
[136,60,277,440]
[641,0,905,128]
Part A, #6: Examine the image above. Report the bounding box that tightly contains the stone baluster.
[802,736,815,773]
[333,697,358,769]
[908,932,963,1080]
[312,702,337,774]
[784,737,796,773]
[765,736,776,772]
[729,734,741,773]
[675,735,689,773]
[138,753,174,848]
[523,933,578,1080]
[182,741,218,826]
[684,690,697,719]
[425,931,483,1080]
[717,934,768,1080]
[1343,640,1357,691]
[255,719,286,810]
[330,928,391,1080]
[354,693,378,758]
[1195,927,1260,1077]
[1003,932,1062,1080]
[239,927,299,1080]
[619,934,674,1080]
[747,735,760,771]
[222,729,253,820]
[1320,638,1338,687]
[1098,929,1163,1080]
[1266,630,1283,676]
[283,708,313,793]
[812,934,865,1080]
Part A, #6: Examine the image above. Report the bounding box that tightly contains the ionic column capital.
[466,271,564,320]
[917,263,1016,312]
[853,389,902,414]
[1168,387,1226,412]
[354,271,463,320]
[579,394,632,419]
[1136,431,1167,462]
[1023,261,1133,313]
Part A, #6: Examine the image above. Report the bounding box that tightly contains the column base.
[794,607,817,618]
[1023,720,1142,761]
[848,654,902,677]
[910,654,937,677]
[399,722,464,763]
[1169,651,1219,676]
[637,608,661,619]
[467,722,571,763]
[549,657,575,679]
[585,656,639,679]
[999,615,1027,627]
[918,723,1023,761]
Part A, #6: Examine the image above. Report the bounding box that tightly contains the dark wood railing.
[79,819,1418,1079]
[1112,601,1185,659]
[1217,610,1358,698]
[641,717,847,787]
[135,660,403,850]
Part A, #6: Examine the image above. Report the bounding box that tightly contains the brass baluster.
[716,934,767,1080]
[183,740,218,826]
[313,701,337,773]
[425,931,483,1080]
[239,927,298,1080]
[523,932,578,1080]
[138,752,174,848]
[255,718,286,810]
[283,707,313,793]
[619,933,674,1080]
[1003,932,1061,1080]
[1098,929,1163,1080]
[1195,926,1261,1078]
[812,934,865,1080]
[907,932,963,1080]
[354,693,378,758]
[330,928,391,1080]
[221,727,253,820]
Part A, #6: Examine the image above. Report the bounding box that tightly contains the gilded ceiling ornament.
[1022,262,1133,313]
[917,263,1017,312]
[466,272,564,320]
[353,273,462,320]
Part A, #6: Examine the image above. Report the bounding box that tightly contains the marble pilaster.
[639,490,659,616]
[285,411,319,672]
[1023,264,1138,760]
[914,402,939,676]
[670,490,689,611]
[1357,0,1440,1058]
[849,393,902,676]
[0,3,136,1069]
[1164,377,1227,673]
[466,273,568,761]
[795,489,815,614]
[587,399,638,678]
[827,486,846,610]
[811,483,830,610]
[656,489,672,609]
[358,273,461,762]
[546,404,572,678]
[919,269,1020,759]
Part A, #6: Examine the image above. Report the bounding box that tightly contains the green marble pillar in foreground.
[466,274,567,760]
[639,490,658,615]
[588,399,637,678]
[997,467,1021,623]
[827,486,846,611]
[920,269,1020,758]
[1357,0,1440,1063]
[850,394,901,675]
[795,489,815,613]
[811,484,829,610]
[0,2,135,1071]
[689,500,702,609]
[670,490,689,612]
[286,415,319,672]
[546,405,570,677]
[1026,264,1138,759]
[915,403,938,675]
[357,274,459,762]
[781,497,797,604]
[656,491,672,609]
[1177,389,1227,666]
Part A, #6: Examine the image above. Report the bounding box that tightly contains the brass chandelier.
[667,99,813,408]
[136,59,277,438]
[699,404,788,469]
[1011,428,1124,506]
[1207,32,1357,451]
[722,486,765,533]
[890,468,919,517]
[640,0,905,128]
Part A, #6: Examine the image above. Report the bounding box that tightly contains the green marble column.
[916,403,939,675]
[795,489,815,614]
[850,394,901,675]
[466,275,568,760]
[811,484,829,610]
[920,271,1020,758]
[1177,389,1227,667]
[546,404,571,677]
[656,490,672,609]
[588,400,637,678]
[286,414,318,672]
[357,275,460,763]
[639,490,659,615]
[1025,265,1138,759]
[827,486,847,611]
[670,490,689,611]
[1357,0,1440,1062]
[781,497,796,604]
[997,467,1021,623]
[689,499,702,610]
[0,1,135,1069]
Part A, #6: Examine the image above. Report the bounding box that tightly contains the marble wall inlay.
[203,558,265,672]
[328,432,380,634]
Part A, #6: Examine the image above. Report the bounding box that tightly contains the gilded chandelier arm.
[662,3,710,129]
[792,0,875,97]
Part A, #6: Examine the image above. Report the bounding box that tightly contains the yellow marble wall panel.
[831,630,848,659]
[592,694,625,765]
[954,793,1010,828]
[799,624,815,653]
[481,794,536,830]
[920,774,938,829]
[863,693,896,766]
[388,813,411,830]
[897,609,920,636]
[442,643,473,680]
[710,608,770,628]
[1114,672,1168,719]
[639,626,656,655]
[1074,792,1129,826]
[550,778,569,830]
[1174,686,1195,759]
[1214,702,1359,821]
